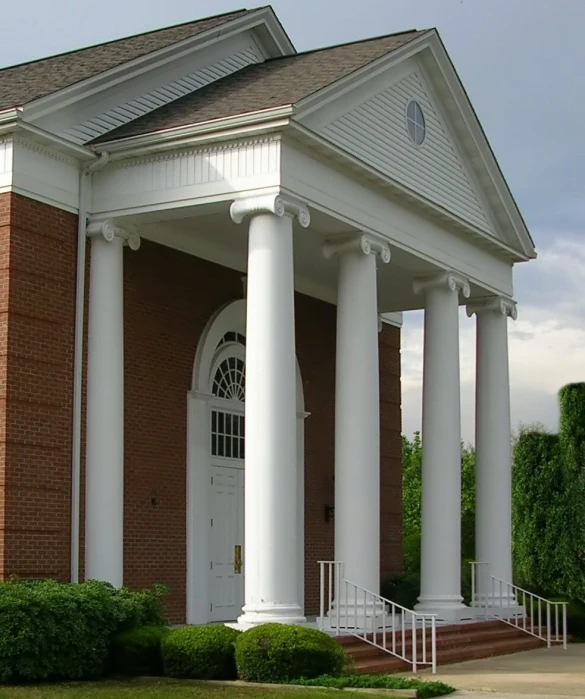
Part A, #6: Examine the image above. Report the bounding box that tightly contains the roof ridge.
[265,27,428,62]
[0,8,254,72]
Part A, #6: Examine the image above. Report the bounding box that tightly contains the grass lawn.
[0,680,403,699]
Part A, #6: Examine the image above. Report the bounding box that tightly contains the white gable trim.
[22,7,293,123]
[421,34,535,259]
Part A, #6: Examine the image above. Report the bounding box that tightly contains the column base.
[415,595,471,623]
[233,603,306,630]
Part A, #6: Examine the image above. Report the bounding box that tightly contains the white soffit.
[57,39,264,145]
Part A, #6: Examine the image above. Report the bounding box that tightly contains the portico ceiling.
[128,202,490,314]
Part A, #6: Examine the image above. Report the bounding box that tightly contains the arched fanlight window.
[211,355,245,402]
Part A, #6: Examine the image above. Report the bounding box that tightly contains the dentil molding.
[86,219,141,250]
[413,271,471,298]
[230,194,310,228]
[466,296,518,320]
[322,233,391,263]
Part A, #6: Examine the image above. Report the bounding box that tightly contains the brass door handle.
[234,545,242,574]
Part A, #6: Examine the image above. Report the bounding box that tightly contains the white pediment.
[308,64,496,237]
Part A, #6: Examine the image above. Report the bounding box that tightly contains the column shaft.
[85,233,125,586]
[335,249,381,594]
[231,196,308,627]
[473,300,515,598]
[415,273,468,620]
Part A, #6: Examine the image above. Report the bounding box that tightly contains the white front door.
[209,402,245,622]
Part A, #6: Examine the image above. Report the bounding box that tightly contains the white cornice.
[0,116,97,162]
[103,134,281,170]
[94,108,293,158]
[284,124,529,263]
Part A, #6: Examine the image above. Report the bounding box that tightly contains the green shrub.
[0,579,167,683]
[107,584,168,632]
[162,625,240,679]
[109,625,169,676]
[291,674,456,698]
[235,623,346,683]
[381,573,420,609]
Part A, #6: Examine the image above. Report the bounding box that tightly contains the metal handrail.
[470,561,568,649]
[318,561,437,673]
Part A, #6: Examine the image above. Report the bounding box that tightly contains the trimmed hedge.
[235,624,346,683]
[513,384,585,600]
[0,579,167,683]
[109,625,169,676]
[291,674,455,698]
[162,625,240,679]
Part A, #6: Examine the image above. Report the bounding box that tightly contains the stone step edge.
[351,637,545,672]
[341,628,544,654]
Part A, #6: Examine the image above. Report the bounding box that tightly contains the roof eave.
[91,105,295,158]
[425,31,536,260]
[0,110,97,161]
[294,30,433,120]
[19,7,295,123]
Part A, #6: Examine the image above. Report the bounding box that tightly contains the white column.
[324,234,390,606]
[414,272,470,621]
[467,296,517,604]
[230,194,309,626]
[85,220,140,587]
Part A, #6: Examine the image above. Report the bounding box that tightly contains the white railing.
[318,561,437,673]
[471,561,568,649]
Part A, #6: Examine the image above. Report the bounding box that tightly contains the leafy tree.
[402,433,476,574]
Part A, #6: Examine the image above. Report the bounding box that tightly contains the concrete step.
[336,620,549,674]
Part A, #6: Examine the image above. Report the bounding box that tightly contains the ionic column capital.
[230,194,310,228]
[466,296,518,320]
[413,271,471,299]
[87,219,141,251]
[322,233,391,263]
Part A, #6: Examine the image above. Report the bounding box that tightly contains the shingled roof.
[0,9,255,110]
[94,30,427,143]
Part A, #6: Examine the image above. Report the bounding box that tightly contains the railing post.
[412,618,417,673]
[471,562,476,607]
[319,562,325,630]
[431,617,437,674]
[563,602,567,650]
[547,604,551,648]
[335,562,341,636]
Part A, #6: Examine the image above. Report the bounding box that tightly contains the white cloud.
[401,236,585,443]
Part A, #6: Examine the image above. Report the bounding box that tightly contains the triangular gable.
[296,30,535,260]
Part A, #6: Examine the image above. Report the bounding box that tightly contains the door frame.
[186,299,306,625]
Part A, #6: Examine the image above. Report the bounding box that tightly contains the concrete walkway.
[414,644,585,697]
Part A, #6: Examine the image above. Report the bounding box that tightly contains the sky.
[1,0,584,443]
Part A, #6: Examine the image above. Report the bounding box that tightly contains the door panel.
[209,465,244,621]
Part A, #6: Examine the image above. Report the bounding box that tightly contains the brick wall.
[0,192,77,581]
[0,195,402,622]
